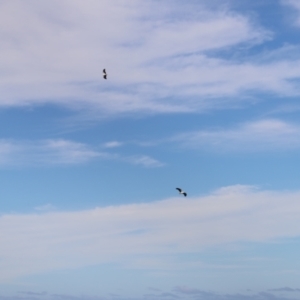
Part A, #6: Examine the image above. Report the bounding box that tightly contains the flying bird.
[176,188,187,197]
[103,69,107,79]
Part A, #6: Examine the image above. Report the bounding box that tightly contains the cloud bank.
[1,185,300,281]
[3,287,300,300]
[2,289,300,300]
[1,0,300,116]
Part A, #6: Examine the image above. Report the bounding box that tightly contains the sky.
[2,0,300,299]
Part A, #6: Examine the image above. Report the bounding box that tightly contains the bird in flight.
[103,69,107,79]
[176,188,187,197]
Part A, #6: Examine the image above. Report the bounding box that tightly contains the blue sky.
[2,0,300,299]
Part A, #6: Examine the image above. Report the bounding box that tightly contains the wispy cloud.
[0,139,163,168]
[18,291,47,296]
[2,185,300,280]
[173,286,205,295]
[282,0,300,26]
[102,141,123,148]
[269,287,300,292]
[172,119,300,152]
[0,139,101,166]
[172,287,299,300]
[126,155,165,168]
[34,204,56,212]
[3,289,299,300]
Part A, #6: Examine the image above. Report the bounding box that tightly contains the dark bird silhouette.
[103,69,107,79]
[176,188,187,197]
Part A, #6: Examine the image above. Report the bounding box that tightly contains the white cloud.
[0,139,101,166]
[172,119,300,152]
[0,139,163,168]
[282,0,300,26]
[38,139,101,164]
[103,141,123,148]
[126,155,165,168]
[34,203,56,212]
[0,0,293,115]
[1,185,300,280]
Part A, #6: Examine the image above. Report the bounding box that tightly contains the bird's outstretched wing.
[183,192,187,197]
[103,74,107,79]
[103,69,106,73]
[176,188,182,192]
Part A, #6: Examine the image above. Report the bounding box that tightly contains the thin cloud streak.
[1,289,298,300]
[172,287,299,300]
[172,119,300,152]
[102,141,123,149]
[126,155,165,168]
[2,185,300,280]
[0,139,101,166]
[269,287,300,292]
[0,139,163,168]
